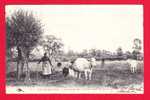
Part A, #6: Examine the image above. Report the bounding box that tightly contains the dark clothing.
[63,67,69,77]
[39,56,52,66]
[17,46,22,60]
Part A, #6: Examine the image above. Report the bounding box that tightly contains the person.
[62,67,69,77]
[52,62,62,73]
[38,53,53,79]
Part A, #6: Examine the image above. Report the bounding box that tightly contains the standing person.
[38,53,53,79]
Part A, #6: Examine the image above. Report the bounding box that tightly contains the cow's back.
[73,58,90,72]
[127,59,138,68]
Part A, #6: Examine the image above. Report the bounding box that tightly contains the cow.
[68,58,96,80]
[126,59,141,73]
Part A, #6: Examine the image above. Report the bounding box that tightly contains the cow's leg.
[84,70,88,80]
[135,66,137,73]
[133,67,136,73]
[131,67,133,73]
[76,72,79,79]
[89,70,92,80]
[131,67,134,73]
[135,64,138,73]
[74,71,77,78]
[78,72,81,79]
[133,67,135,73]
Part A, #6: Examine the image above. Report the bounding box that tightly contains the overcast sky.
[6,5,143,53]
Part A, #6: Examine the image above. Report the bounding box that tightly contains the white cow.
[69,58,96,80]
[126,59,140,73]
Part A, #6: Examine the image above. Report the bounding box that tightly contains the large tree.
[6,9,43,80]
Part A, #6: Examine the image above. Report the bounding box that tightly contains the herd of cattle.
[58,57,143,80]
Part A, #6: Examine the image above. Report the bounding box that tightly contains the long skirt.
[42,61,52,75]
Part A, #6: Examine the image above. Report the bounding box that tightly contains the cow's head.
[90,58,96,68]
[68,59,75,69]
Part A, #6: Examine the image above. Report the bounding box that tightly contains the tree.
[125,51,132,58]
[116,47,123,56]
[40,35,64,62]
[132,38,142,59]
[67,50,75,57]
[89,48,97,57]
[133,38,142,51]
[6,9,43,80]
[79,49,88,57]
[95,50,101,57]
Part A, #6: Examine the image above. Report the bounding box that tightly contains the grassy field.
[6,60,143,90]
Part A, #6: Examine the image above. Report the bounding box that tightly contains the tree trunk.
[21,61,24,75]
[17,46,22,80]
[16,46,28,81]
[20,48,31,82]
[24,58,31,82]
[17,60,21,80]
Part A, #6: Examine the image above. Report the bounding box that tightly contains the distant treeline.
[6,49,143,62]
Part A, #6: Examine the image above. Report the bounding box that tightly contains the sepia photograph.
[6,5,144,94]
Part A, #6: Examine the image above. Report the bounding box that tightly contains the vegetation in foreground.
[6,60,143,89]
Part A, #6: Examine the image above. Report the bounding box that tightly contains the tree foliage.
[116,47,123,56]
[6,9,43,53]
[133,38,142,52]
[132,38,142,59]
[40,35,64,60]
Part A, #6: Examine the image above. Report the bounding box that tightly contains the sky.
[6,5,143,53]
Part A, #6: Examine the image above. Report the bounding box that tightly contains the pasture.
[6,60,144,93]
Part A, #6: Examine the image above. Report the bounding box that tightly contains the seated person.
[52,62,63,73]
